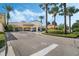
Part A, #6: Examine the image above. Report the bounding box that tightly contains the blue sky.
[0,3,79,26]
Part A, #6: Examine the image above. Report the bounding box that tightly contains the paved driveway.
[6,31,79,56]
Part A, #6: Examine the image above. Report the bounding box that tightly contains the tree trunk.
[69,15,71,33]
[7,13,8,25]
[40,19,42,32]
[7,12,10,25]
[64,3,67,34]
[53,15,56,29]
[45,4,48,33]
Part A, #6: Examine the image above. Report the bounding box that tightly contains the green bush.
[72,23,79,30]
[42,27,45,31]
[0,32,5,34]
[0,32,5,48]
[58,24,69,30]
[48,29,64,34]
[5,25,13,32]
[0,39,5,48]
[72,20,79,32]
[72,28,79,32]
[43,33,79,38]
[62,34,79,38]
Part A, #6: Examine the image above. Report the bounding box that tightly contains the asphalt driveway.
[6,31,79,56]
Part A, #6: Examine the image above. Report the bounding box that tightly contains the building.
[0,13,5,32]
[47,21,57,29]
[9,21,41,32]
[0,14,5,25]
[48,24,56,29]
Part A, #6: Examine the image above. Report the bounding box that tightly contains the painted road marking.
[30,43,58,56]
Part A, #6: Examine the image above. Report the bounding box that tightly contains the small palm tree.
[39,3,49,33]
[49,3,59,29]
[39,16,44,23]
[67,7,79,33]
[4,5,13,25]
[39,16,44,32]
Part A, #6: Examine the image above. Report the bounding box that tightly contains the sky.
[0,3,79,26]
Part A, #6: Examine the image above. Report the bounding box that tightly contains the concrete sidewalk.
[7,41,15,56]
[0,41,15,56]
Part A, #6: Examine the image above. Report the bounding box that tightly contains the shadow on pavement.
[6,32,17,41]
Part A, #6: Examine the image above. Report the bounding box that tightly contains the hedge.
[0,32,5,48]
[43,33,79,38]
[43,29,79,38]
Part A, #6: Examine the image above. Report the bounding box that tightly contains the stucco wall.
[0,23,4,32]
[0,14,5,25]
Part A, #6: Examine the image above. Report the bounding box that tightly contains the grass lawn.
[42,29,79,38]
[0,32,5,48]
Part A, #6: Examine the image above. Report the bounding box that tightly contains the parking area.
[6,31,79,56]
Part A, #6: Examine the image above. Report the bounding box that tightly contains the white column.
[36,26,38,32]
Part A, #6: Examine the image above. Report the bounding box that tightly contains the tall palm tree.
[59,3,67,34]
[59,6,79,33]
[67,7,79,33]
[39,16,44,32]
[4,5,13,25]
[39,3,48,33]
[49,3,59,29]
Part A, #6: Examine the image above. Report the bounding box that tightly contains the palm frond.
[4,5,13,12]
[49,4,59,16]
[59,12,64,16]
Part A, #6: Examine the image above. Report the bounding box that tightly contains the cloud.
[22,9,45,17]
[9,9,54,26]
[9,9,45,22]
[10,10,26,22]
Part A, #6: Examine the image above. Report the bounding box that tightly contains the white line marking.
[30,44,58,56]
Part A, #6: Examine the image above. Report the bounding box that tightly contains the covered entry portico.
[10,21,41,32]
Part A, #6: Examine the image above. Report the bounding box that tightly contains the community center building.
[9,21,41,32]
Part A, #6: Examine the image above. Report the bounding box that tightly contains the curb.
[5,32,15,56]
[36,32,79,41]
[7,41,15,56]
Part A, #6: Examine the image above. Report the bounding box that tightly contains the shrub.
[58,24,69,31]
[58,24,64,30]
[0,39,5,48]
[48,29,64,34]
[5,25,13,32]
[43,32,79,38]
[72,28,79,32]
[0,32,5,34]
[0,32,5,48]
[42,27,45,31]
[72,20,79,32]
[64,34,79,38]
[72,22,79,30]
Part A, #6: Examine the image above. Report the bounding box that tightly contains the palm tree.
[59,6,79,33]
[67,7,79,33]
[4,5,13,25]
[59,3,67,34]
[39,16,44,23]
[39,16,44,32]
[39,3,49,33]
[49,3,59,29]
